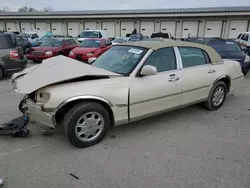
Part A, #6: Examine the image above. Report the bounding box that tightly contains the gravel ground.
[0,63,250,188]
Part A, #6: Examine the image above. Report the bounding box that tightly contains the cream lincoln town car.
[12,41,244,148]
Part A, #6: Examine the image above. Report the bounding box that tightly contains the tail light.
[10,50,20,60]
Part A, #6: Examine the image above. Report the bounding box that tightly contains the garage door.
[35,22,48,32]
[6,22,18,32]
[204,21,223,37]
[228,20,248,39]
[182,21,199,38]
[140,21,155,37]
[102,22,115,38]
[120,21,135,37]
[67,22,79,37]
[160,21,176,36]
[84,22,97,30]
[20,22,32,32]
[0,21,4,31]
[51,22,63,35]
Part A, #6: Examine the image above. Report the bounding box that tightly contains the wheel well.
[55,99,115,127]
[218,76,231,92]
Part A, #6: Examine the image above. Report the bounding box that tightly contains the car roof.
[117,40,222,64]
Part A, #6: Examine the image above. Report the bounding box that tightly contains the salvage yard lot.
[0,62,250,188]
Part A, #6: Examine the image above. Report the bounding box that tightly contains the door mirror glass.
[140,65,157,76]
[88,57,97,64]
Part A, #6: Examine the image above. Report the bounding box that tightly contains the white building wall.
[0,14,249,39]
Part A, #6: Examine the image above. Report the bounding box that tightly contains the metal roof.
[0,6,250,16]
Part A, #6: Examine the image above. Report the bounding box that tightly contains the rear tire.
[202,81,227,111]
[63,102,110,148]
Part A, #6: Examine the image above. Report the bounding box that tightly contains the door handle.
[168,77,179,82]
[208,69,216,73]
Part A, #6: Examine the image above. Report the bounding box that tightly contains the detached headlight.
[36,92,51,103]
[69,51,74,56]
[86,52,94,56]
[244,55,250,63]
[45,51,53,56]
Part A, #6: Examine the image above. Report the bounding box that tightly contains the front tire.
[63,102,110,148]
[202,81,227,111]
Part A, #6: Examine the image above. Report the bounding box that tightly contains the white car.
[11,41,244,148]
[77,30,108,42]
[112,37,129,45]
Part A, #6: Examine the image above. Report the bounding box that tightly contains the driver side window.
[144,47,177,72]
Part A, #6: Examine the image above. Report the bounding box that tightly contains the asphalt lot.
[0,62,250,188]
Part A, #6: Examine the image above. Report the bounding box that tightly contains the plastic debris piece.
[0,177,4,186]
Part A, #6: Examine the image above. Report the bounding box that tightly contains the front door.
[129,47,182,121]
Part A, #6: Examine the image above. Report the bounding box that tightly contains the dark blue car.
[208,40,250,75]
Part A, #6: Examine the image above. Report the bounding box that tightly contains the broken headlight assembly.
[36,92,51,103]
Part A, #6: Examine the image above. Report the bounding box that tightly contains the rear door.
[177,47,221,106]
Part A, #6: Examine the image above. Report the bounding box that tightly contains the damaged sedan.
[11,41,244,148]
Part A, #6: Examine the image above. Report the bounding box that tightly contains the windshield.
[80,31,99,38]
[80,40,101,47]
[130,34,141,40]
[40,39,62,47]
[92,45,148,75]
[40,36,52,41]
[209,42,241,52]
[113,38,126,43]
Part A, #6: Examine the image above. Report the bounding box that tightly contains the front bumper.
[26,54,52,61]
[23,98,56,128]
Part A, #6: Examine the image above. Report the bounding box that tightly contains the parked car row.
[184,37,250,75]
[25,37,113,63]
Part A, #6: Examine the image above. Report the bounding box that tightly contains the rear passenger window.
[237,33,242,39]
[241,34,246,40]
[179,47,208,68]
[243,34,249,41]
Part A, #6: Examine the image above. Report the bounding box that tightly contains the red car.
[69,38,112,62]
[26,38,79,62]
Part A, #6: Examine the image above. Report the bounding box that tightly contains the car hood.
[30,46,56,52]
[11,55,121,94]
[218,51,246,61]
[72,47,98,54]
[77,38,87,42]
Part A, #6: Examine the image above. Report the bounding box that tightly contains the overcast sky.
[1,0,250,11]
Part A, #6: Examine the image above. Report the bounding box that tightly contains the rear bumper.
[23,98,56,128]
[26,54,52,61]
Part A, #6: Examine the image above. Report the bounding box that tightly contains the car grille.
[75,54,83,61]
[31,51,44,55]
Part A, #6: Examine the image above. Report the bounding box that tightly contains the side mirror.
[171,36,176,40]
[88,57,97,64]
[77,35,80,38]
[140,65,157,76]
[242,47,250,55]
